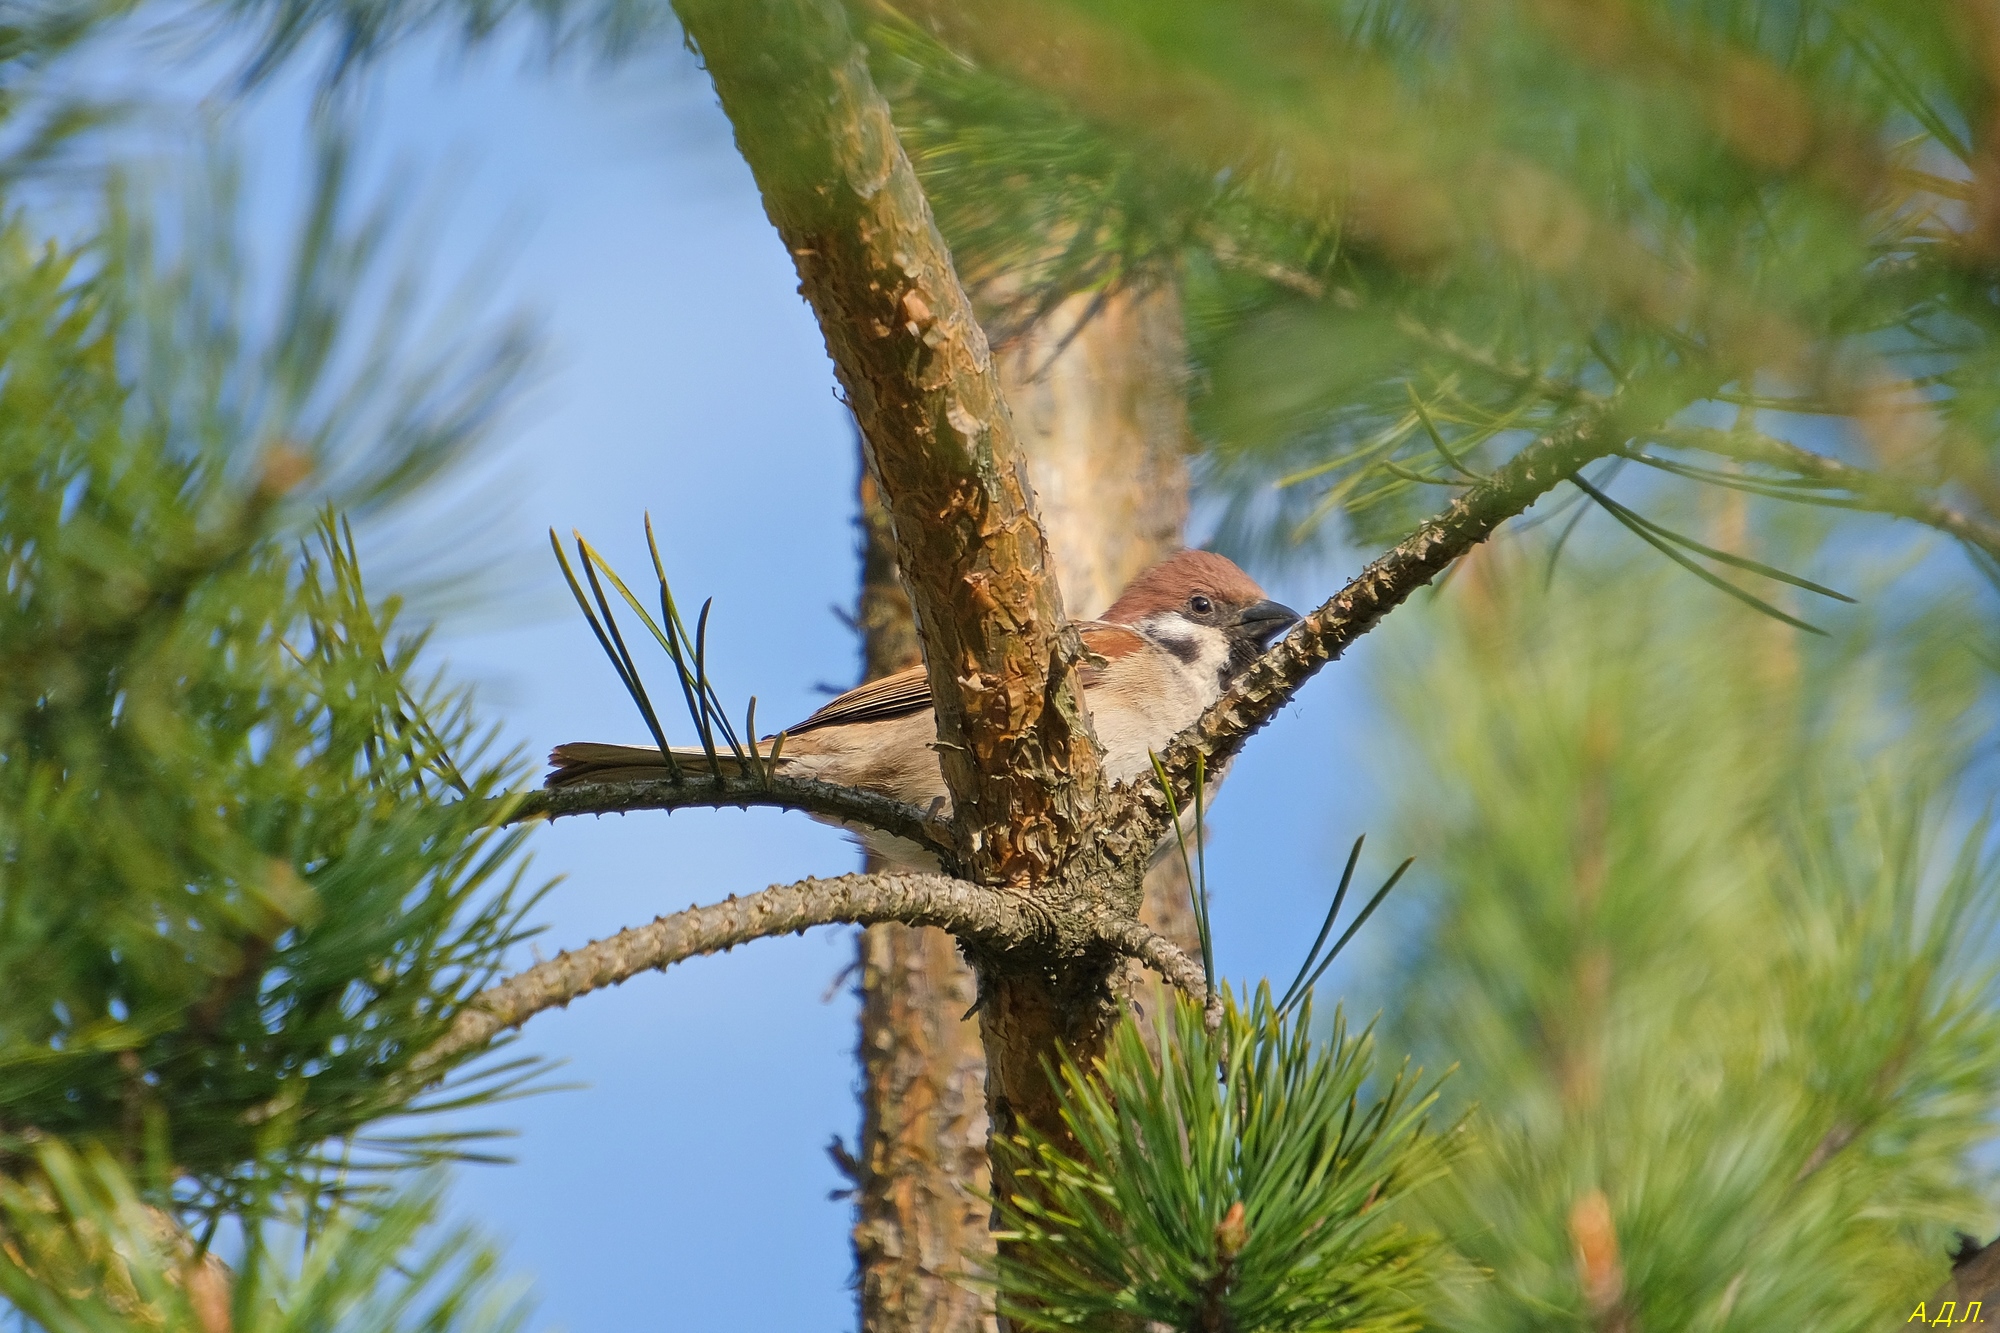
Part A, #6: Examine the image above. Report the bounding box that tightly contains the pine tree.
[11,1,2000,1330]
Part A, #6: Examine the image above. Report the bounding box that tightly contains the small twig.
[1656,423,2000,566]
[496,774,955,863]
[1095,916,1219,1028]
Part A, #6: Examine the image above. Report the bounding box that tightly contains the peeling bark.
[855,919,994,1333]
[853,462,996,1333]
[991,286,1202,999]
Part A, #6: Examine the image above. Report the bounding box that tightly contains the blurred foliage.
[1369,533,2000,1329]
[0,1141,531,1332]
[197,0,2000,597]
[869,0,2000,580]
[0,0,574,1310]
[0,137,552,1224]
[991,987,1455,1333]
[112,124,536,529]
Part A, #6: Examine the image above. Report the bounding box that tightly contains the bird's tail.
[545,741,776,788]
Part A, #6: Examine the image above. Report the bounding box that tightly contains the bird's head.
[1102,549,1299,686]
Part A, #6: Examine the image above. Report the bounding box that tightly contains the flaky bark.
[853,461,997,1333]
[672,8,1151,1309]
[992,287,1202,1005]
[994,287,1193,629]
[968,285,1203,1183]
[427,868,1206,1070]
[855,919,993,1333]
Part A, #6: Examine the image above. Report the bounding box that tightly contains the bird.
[545,548,1298,869]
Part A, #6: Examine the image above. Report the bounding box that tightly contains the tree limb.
[1126,403,1623,839]
[500,774,955,864]
[675,0,1101,890]
[1096,916,1221,1028]
[423,873,1018,1066]
[420,872,1212,1069]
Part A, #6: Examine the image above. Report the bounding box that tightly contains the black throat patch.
[1162,631,1204,666]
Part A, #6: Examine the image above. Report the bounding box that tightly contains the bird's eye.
[1189,594,1213,615]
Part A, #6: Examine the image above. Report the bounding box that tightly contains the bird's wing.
[788,663,934,733]
[786,621,1149,735]
[1077,622,1149,676]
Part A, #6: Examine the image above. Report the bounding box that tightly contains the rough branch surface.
[503,774,954,864]
[423,873,1208,1068]
[1123,404,1621,845]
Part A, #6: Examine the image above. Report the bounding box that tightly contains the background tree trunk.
[851,284,1195,1333]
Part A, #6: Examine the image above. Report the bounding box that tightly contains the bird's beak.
[1237,598,1299,647]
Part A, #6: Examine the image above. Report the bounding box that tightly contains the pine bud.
[1215,1200,1250,1259]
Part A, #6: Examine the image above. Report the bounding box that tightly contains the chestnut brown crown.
[1101,549,1271,624]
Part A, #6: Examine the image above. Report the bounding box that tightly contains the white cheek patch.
[1138,613,1232,681]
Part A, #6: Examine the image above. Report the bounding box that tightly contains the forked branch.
[675,0,1101,889]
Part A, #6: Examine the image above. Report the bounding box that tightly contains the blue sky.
[70,25,1392,1331]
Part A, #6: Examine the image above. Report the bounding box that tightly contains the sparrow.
[545,549,1297,869]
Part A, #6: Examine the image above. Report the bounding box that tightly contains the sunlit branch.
[1096,916,1219,1027]
[420,872,1212,1066]
[676,0,1100,891]
[1128,401,1625,837]
[500,774,955,863]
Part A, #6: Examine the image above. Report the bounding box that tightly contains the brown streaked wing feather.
[1079,622,1148,688]
[789,664,933,734]
[789,622,1145,732]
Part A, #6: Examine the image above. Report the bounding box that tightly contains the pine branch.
[881,0,1810,361]
[421,873,1212,1068]
[497,774,955,864]
[1093,916,1221,1028]
[1131,400,1624,832]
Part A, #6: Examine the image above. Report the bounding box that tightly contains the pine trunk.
[851,286,1194,1333]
